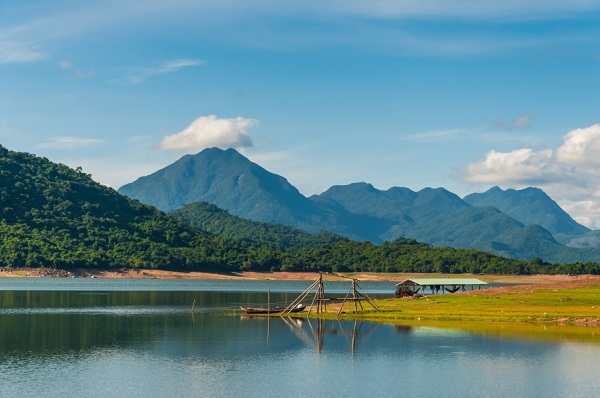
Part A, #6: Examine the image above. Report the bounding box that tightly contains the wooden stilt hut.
[394,278,487,297]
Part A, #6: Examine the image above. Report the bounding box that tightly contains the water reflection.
[1,287,600,398]
[280,317,380,354]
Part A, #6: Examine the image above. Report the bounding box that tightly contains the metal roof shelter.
[394,278,487,297]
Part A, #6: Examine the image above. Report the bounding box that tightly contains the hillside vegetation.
[0,145,249,271]
[171,201,344,250]
[1,145,598,275]
[169,198,599,275]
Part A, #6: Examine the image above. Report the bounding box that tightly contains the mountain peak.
[464,186,588,236]
[118,148,317,225]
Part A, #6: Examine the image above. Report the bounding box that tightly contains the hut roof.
[396,278,487,286]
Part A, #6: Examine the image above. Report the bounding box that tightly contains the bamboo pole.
[355,281,381,311]
[353,280,358,314]
[281,277,320,316]
[337,280,354,317]
[307,275,326,316]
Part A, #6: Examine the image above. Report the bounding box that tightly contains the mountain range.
[464,186,589,239]
[118,148,600,264]
[4,144,552,275]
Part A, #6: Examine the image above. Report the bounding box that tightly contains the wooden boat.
[240,304,306,314]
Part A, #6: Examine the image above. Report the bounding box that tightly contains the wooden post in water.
[316,273,326,314]
[191,298,196,324]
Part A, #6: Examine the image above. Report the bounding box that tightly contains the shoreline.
[1,267,598,329]
[0,267,592,284]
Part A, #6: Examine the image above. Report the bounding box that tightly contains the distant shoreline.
[2,267,598,328]
[0,267,589,285]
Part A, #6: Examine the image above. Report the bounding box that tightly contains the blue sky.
[2,1,600,227]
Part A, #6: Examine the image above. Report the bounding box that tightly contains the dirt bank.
[0,267,595,285]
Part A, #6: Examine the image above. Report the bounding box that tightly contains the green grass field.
[295,278,600,343]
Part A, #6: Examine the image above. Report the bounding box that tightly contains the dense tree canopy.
[280,238,599,275]
[171,201,344,251]
[0,145,250,271]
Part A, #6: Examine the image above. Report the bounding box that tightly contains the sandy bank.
[0,267,595,285]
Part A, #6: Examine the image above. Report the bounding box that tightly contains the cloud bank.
[463,123,600,227]
[3,1,598,68]
[156,115,256,152]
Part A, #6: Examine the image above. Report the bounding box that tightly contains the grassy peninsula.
[289,275,600,343]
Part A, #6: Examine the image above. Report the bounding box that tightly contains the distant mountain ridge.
[119,148,376,238]
[5,143,598,274]
[463,186,589,237]
[118,148,600,264]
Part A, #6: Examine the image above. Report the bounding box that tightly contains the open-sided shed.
[394,278,487,297]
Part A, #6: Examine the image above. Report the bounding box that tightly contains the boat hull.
[240,304,306,314]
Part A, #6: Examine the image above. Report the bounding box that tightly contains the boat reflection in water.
[240,303,306,314]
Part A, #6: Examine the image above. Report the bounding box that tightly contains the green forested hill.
[171,201,344,250]
[278,238,600,275]
[0,145,252,271]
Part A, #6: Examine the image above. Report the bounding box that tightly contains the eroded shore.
[0,266,590,285]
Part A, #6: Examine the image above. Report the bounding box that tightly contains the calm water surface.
[0,278,598,398]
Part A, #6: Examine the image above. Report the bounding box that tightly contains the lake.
[1,278,599,397]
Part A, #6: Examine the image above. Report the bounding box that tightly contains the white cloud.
[156,115,256,152]
[464,148,556,185]
[562,201,600,229]
[463,123,600,227]
[37,136,106,150]
[555,124,600,167]
[464,124,600,191]
[115,59,203,84]
[0,40,47,63]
